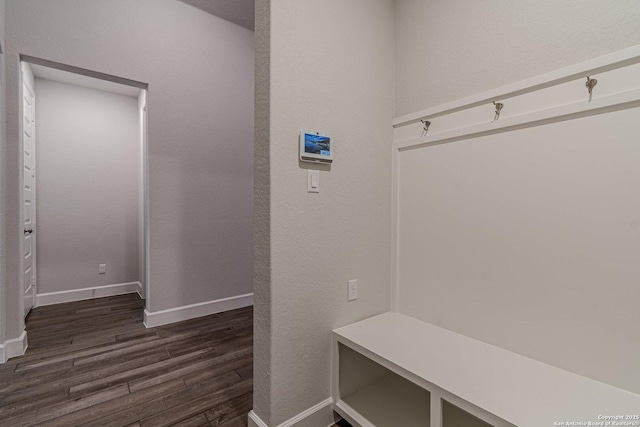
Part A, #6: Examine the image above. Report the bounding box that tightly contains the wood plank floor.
[0,293,253,427]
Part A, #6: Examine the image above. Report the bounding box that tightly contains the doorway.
[19,59,149,319]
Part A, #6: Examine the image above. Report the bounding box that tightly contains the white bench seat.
[332,311,640,427]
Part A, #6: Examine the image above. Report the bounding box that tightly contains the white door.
[22,63,36,317]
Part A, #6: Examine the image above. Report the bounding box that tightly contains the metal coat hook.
[493,101,504,122]
[585,76,597,102]
[420,120,431,137]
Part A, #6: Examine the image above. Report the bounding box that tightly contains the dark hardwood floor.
[0,293,253,426]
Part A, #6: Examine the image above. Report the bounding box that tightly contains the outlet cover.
[348,279,358,301]
[99,264,107,274]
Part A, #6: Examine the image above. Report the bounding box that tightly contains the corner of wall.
[0,329,27,363]
[2,0,28,344]
[253,0,272,424]
[0,0,7,345]
[264,0,395,424]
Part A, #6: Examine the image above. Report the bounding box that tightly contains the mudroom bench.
[332,312,640,427]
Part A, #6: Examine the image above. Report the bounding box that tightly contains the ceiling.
[179,0,255,31]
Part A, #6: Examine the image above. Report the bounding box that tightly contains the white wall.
[397,108,640,394]
[394,0,640,395]
[254,0,395,424]
[395,0,640,116]
[2,0,254,340]
[35,78,140,294]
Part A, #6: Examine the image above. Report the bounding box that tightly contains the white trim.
[395,87,640,151]
[0,330,28,363]
[35,281,142,306]
[392,43,640,127]
[141,89,151,313]
[135,281,144,299]
[278,398,334,427]
[248,398,335,427]
[248,411,269,427]
[143,293,253,328]
[390,135,399,312]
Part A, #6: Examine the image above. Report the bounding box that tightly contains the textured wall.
[252,0,271,422]
[255,0,395,424]
[35,78,140,294]
[395,0,640,116]
[3,0,254,341]
[0,0,6,343]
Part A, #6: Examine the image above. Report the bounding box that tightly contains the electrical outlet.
[348,279,358,301]
[99,264,106,274]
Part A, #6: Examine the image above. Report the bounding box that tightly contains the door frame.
[140,88,151,312]
[17,57,151,320]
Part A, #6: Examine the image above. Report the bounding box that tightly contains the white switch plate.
[99,264,106,274]
[348,279,358,301]
[307,170,319,193]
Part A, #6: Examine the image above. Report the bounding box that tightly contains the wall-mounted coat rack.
[585,76,597,102]
[493,101,504,122]
[420,120,431,136]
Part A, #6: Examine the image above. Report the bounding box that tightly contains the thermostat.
[299,131,332,163]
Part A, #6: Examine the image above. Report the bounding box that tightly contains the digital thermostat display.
[300,131,333,163]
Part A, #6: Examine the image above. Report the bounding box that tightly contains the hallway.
[0,294,252,426]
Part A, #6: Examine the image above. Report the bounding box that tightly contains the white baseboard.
[248,412,268,427]
[248,398,335,427]
[36,281,143,307]
[143,293,253,328]
[136,281,145,299]
[0,330,28,363]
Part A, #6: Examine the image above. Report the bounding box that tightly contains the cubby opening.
[337,344,431,426]
[442,399,493,427]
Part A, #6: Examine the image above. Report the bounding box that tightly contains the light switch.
[307,170,319,193]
